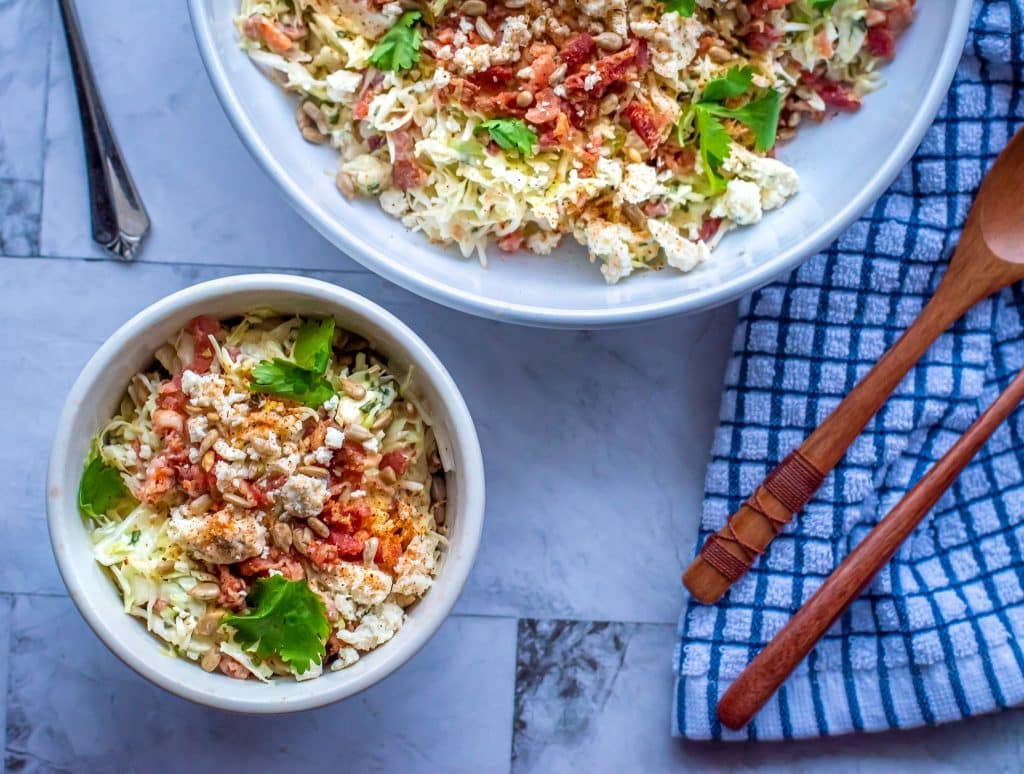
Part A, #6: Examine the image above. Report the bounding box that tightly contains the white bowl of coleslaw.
[188,0,971,327]
[47,274,485,713]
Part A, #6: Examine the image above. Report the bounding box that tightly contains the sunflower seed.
[272,522,293,551]
[201,648,222,672]
[189,582,221,601]
[345,423,372,442]
[371,409,393,431]
[340,379,366,400]
[196,611,224,637]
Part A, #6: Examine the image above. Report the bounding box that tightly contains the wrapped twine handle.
[682,133,1024,606]
[698,450,825,583]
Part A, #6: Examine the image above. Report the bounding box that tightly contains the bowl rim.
[46,273,486,713]
[187,0,973,328]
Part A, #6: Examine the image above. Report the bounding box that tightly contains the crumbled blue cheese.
[325,427,346,449]
[167,504,267,565]
[722,144,800,211]
[647,218,709,273]
[275,473,330,520]
[336,602,405,651]
[620,163,661,204]
[711,178,764,225]
[392,533,440,596]
[586,220,636,284]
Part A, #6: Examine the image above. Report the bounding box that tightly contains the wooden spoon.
[684,128,1024,605]
[717,365,1024,730]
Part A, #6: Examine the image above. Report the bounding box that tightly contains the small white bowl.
[47,274,485,713]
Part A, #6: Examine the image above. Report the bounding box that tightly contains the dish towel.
[674,1,1024,740]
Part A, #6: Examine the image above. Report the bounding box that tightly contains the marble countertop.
[2,1,1023,770]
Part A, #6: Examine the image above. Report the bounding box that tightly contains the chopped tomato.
[560,33,595,71]
[622,101,661,149]
[328,531,365,560]
[380,449,411,476]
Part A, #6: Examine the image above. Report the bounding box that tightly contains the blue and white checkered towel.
[674,1,1024,741]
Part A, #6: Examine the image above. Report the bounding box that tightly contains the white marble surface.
[2,0,1024,770]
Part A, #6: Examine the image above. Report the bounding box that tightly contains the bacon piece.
[560,33,595,71]
[565,39,645,100]
[699,217,723,242]
[237,548,304,581]
[380,449,411,476]
[498,231,525,252]
[305,539,340,568]
[218,654,250,680]
[354,70,385,120]
[152,409,184,437]
[328,531,365,560]
[179,464,209,498]
[749,0,794,17]
[866,27,895,58]
[186,315,221,374]
[217,565,249,610]
[744,24,783,52]
[323,499,370,532]
[470,66,515,88]
[388,130,428,191]
[528,53,557,91]
[524,88,562,125]
[802,70,861,111]
[643,201,669,218]
[156,380,186,413]
[242,15,293,54]
[622,101,662,149]
[140,455,177,504]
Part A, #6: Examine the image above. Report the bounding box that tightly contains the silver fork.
[57,0,150,260]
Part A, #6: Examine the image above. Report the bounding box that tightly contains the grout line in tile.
[0,591,679,626]
[0,252,371,275]
[0,594,12,758]
[38,0,56,249]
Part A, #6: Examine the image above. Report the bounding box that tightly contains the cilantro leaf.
[684,65,783,190]
[292,317,335,374]
[693,106,733,193]
[701,66,755,103]
[221,577,330,675]
[810,0,837,11]
[78,453,136,520]
[475,118,538,156]
[663,0,696,15]
[700,90,782,152]
[249,359,335,408]
[368,11,422,72]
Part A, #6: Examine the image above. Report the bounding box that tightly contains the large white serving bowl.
[47,274,485,713]
[190,3,972,328]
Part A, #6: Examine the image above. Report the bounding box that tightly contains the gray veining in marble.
[2,0,1024,769]
[0,0,50,182]
[0,180,40,256]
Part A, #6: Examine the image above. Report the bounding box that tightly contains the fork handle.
[717,365,1024,730]
[58,0,150,259]
[683,254,991,604]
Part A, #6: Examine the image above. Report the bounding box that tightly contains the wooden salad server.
[684,128,1024,605]
[717,364,1024,729]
